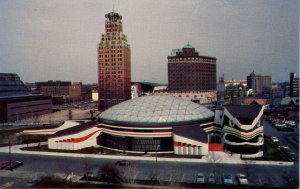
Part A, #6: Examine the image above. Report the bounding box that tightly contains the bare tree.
[98,164,123,186]
[243,159,256,180]
[124,163,140,188]
[167,165,185,189]
[206,151,222,181]
[148,164,161,188]
[82,158,92,183]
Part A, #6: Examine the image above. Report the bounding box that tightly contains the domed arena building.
[48,96,215,156]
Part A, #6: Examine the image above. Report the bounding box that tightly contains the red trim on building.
[208,143,224,151]
[60,130,100,143]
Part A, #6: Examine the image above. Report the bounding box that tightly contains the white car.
[271,136,279,142]
[196,172,205,183]
[208,173,215,183]
[237,173,248,185]
[223,173,233,185]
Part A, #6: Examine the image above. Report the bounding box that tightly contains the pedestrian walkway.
[0,143,293,166]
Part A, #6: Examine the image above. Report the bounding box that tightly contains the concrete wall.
[7,99,52,122]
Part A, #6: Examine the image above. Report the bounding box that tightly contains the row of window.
[99,45,129,49]
[100,54,123,58]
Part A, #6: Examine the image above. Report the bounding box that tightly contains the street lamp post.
[155,145,159,163]
[8,140,11,169]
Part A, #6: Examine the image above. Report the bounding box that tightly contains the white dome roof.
[98,96,214,126]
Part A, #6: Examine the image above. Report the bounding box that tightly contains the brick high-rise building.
[98,12,131,111]
[168,44,217,92]
[247,71,272,96]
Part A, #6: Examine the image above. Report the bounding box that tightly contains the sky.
[0,0,299,84]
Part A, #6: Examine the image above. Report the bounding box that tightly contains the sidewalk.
[0,143,293,166]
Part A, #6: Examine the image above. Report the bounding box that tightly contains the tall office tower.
[168,44,217,92]
[290,73,299,97]
[247,71,272,96]
[98,12,131,111]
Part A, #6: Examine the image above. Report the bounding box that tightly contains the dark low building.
[0,73,52,123]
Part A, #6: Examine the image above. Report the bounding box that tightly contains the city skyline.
[0,0,299,84]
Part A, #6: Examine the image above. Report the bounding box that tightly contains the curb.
[0,145,294,166]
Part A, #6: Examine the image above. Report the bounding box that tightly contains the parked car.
[0,161,11,169]
[275,141,283,147]
[208,173,216,183]
[26,178,41,187]
[115,160,130,166]
[271,136,279,143]
[280,146,291,154]
[6,161,24,170]
[289,152,299,161]
[223,173,233,185]
[196,172,205,184]
[236,173,248,185]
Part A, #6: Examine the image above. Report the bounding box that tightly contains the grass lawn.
[251,138,290,161]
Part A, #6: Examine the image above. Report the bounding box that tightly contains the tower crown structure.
[98,12,131,111]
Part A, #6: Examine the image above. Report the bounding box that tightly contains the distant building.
[225,87,252,99]
[290,73,299,97]
[131,82,166,96]
[91,89,99,102]
[131,83,141,99]
[69,82,82,100]
[247,71,272,96]
[224,80,247,87]
[35,80,83,104]
[152,91,217,104]
[168,43,217,92]
[217,75,225,93]
[281,97,299,109]
[98,12,131,111]
[0,73,52,123]
[244,98,269,109]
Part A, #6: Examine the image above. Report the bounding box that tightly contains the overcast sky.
[0,0,298,84]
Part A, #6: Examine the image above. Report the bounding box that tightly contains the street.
[0,152,298,188]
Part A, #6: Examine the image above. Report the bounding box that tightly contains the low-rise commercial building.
[0,73,52,123]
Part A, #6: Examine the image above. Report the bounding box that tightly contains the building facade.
[0,73,52,123]
[168,44,217,92]
[224,80,247,87]
[247,71,272,96]
[152,91,217,104]
[36,80,83,104]
[290,73,299,97]
[98,12,131,111]
[213,105,265,158]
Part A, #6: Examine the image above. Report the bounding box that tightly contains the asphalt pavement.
[0,150,298,188]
